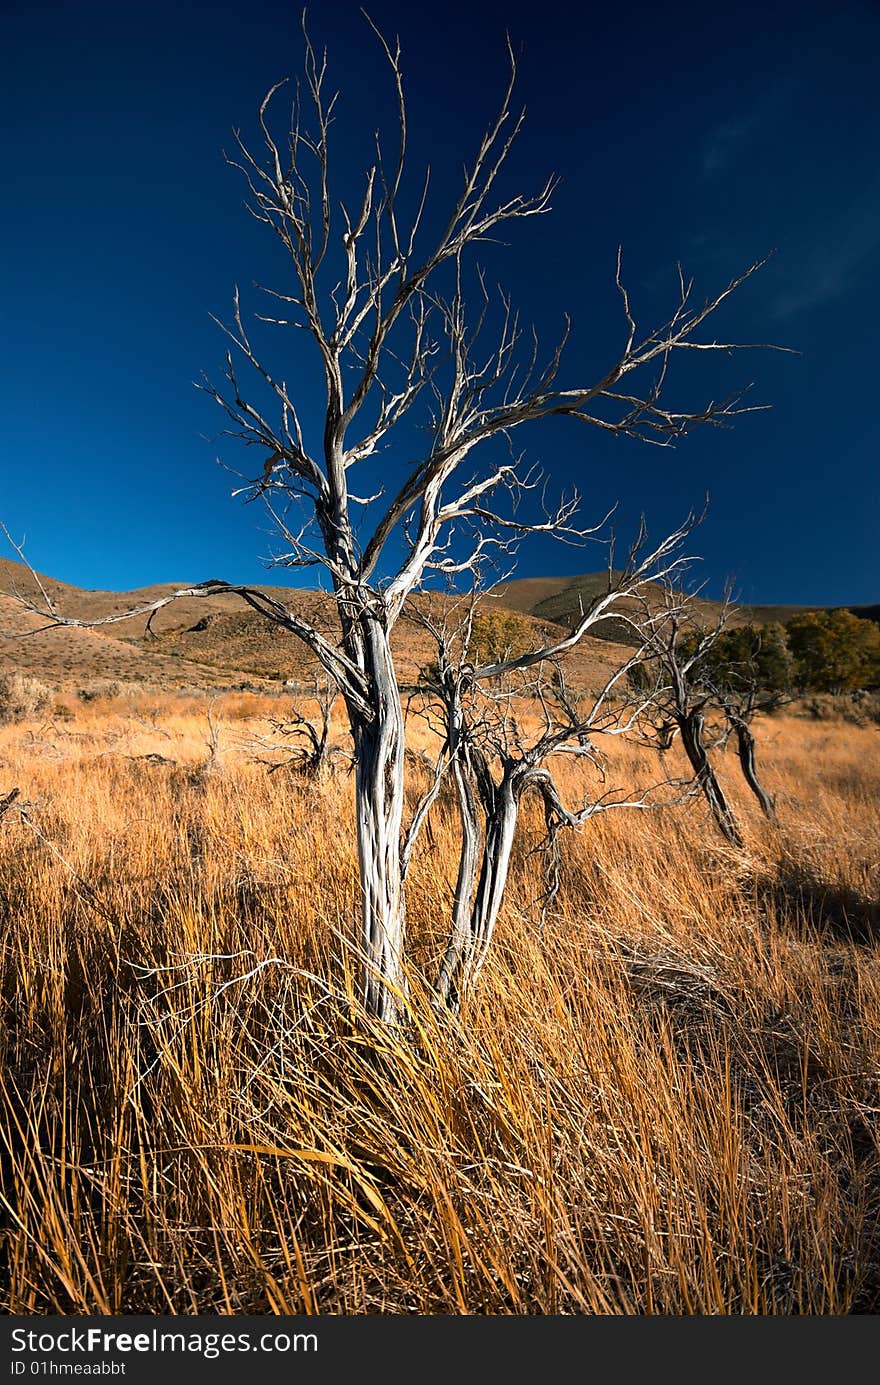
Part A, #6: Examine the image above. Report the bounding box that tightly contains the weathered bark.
[438,757,520,1011]
[436,745,483,1009]
[466,779,519,986]
[731,716,776,821]
[349,622,407,1023]
[678,711,743,848]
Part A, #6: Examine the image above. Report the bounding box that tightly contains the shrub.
[0,672,53,723]
[801,691,880,725]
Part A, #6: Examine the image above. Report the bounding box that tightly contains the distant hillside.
[0,560,631,694]
[491,572,873,644]
[1,558,874,694]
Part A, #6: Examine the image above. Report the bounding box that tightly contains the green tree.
[469,611,533,667]
[687,621,794,699]
[418,610,533,689]
[787,610,880,693]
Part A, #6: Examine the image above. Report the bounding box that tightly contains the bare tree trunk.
[436,745,483,1010]
[732,717,776,821]
[438,766,519,1010]
[467,784,518,984]
[679,712,743,848]
[350,622,407,1023]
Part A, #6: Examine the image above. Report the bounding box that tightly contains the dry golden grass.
[0,696,878,1314]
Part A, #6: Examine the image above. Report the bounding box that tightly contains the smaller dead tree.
[403,535,693,1010]
[246,678,349,778]
[714,689,773,821]
[712,633,792,821]
[635,592,745,848]
[635,594,792,843]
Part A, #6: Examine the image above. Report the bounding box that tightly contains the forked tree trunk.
[679,711,744,848]
[731,716,776,821]
[349,623,407,1022]
[467,783,519,984]
[438,766,520,1011]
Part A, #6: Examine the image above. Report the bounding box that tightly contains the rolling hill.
[0,560,630,695]
[0,557,873,697]
[491,571,877,643]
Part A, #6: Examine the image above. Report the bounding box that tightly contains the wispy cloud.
[770,184,880,319]
[700,74,801,177]
[701,115,760,175]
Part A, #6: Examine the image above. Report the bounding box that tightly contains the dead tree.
[716,657,789,822]
[637,588,794,838]
[636,591,747,847]
[724,705,772,818]
[727,703,773,818]
[405,557,690,1010]
[247,678,348,778]
[2,17,785,1019]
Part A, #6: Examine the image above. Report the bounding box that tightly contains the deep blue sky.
[2,0,878,605]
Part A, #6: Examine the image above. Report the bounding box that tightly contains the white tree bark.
[350,619,407,1022]
[435,735,484,1008]
[461,775,519,995]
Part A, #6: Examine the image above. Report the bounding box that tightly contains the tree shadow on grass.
[760,858,880,945]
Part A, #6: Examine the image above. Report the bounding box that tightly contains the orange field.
[0,694,878,1312]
